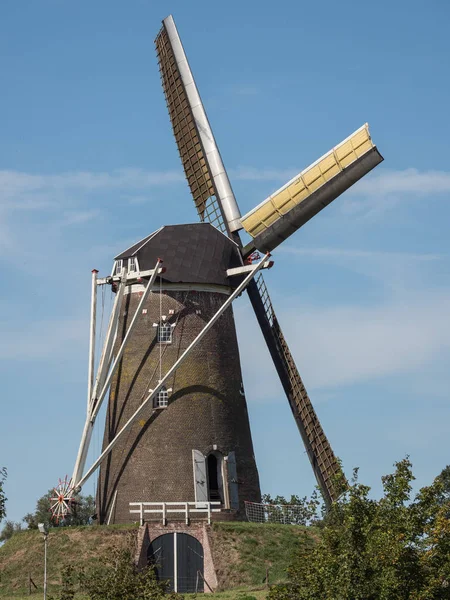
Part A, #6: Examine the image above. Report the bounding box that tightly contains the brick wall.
[97,286,261,523]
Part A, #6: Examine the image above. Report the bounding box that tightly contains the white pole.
[90,278,126,410]
[174,532,178,593]
[106,489,118,526]
[71,279,125,488]
[92,260,163,419]
[75,255,270,490]
[72,263,163,489]
[87,270,98,413]
[43,534,48,600]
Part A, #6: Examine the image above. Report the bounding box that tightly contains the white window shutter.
[192,449,208,504]
[227,451,239,510]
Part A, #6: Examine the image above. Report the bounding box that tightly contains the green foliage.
[269,459,450,600]
[58,565,76,600]
[0,519,23,542]
[23,490,95,529]
[438,465,450,502]
[261,493,321,526]
[0,467,7,522]
[80,546,183,600]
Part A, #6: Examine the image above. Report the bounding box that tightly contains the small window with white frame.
[155,386,169,408]
[157,322,173,343]
[128,257,137,273]
[114,259,123,276]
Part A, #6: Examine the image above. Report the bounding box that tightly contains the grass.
[0,521,315,598]
[0,525,138,598]
[210,521,317,590]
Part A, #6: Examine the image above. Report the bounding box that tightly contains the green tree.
[23,490,95,529]
[269,458,450,600]
[0,520,23,542]
[438,465,450,502]
[0,467,6,522]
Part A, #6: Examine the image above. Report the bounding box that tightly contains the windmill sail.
[155,15,241,235]
[241,124,383,254]
[156,14,348,507]
[247,275,344,506]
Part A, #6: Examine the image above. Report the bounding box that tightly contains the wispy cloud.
[0,168,184,206]
[236,243,450,402]
[59,210,100,226]
[237,286,450,401]
[0,317,87,361]
[278,246,445,262]
[2,166,449,204]
[341,168,450,219]
[349,168,450,196]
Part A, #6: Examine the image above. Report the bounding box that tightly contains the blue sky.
[1,0,450,524]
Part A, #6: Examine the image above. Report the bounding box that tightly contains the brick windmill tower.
[68,15,383,530]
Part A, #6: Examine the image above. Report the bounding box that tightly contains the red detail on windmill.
[246,252,261,265]
[50,476,76,524]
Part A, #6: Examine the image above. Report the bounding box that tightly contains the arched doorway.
[147,532,204,593]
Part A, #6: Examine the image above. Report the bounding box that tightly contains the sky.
[1,0,450,525]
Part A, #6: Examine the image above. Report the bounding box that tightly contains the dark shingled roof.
[115,223,242,287]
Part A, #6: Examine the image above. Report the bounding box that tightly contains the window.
[114,260,123,275]
[128,257,137,273]
[155,386,168,408]
[157,322,173,343]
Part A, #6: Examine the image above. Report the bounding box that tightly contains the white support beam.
[91,259,163,421]
[226,261,273,278]
[71,261,162,490]
[96,266,165,286]
[75,255,271,491]
[87,270,98,413]
[71,278,126,487]
[91,278,126,409]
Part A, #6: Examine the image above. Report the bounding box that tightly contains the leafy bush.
[0,519,23,541]
[269,459,450,600]
[23,490,95,529]
[80,546,183,600]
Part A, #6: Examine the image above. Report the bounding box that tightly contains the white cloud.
[2,166,449,208]
[237,287,450,401]
[236,244,450,403]
[0,318,87,361]
[0,168,184,201]
[59,210,100,226]
[349,168,450,197]
[278,246,445,262]
[340,168,450,219]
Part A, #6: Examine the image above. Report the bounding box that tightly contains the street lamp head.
[38,523,48,535]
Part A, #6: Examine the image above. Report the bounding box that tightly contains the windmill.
[68,15,383,526]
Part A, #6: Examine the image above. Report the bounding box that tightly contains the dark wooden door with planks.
[147,532,204,593]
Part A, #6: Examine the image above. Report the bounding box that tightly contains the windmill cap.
[114,223,242,287]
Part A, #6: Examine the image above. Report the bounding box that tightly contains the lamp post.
[38,523,48,600]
